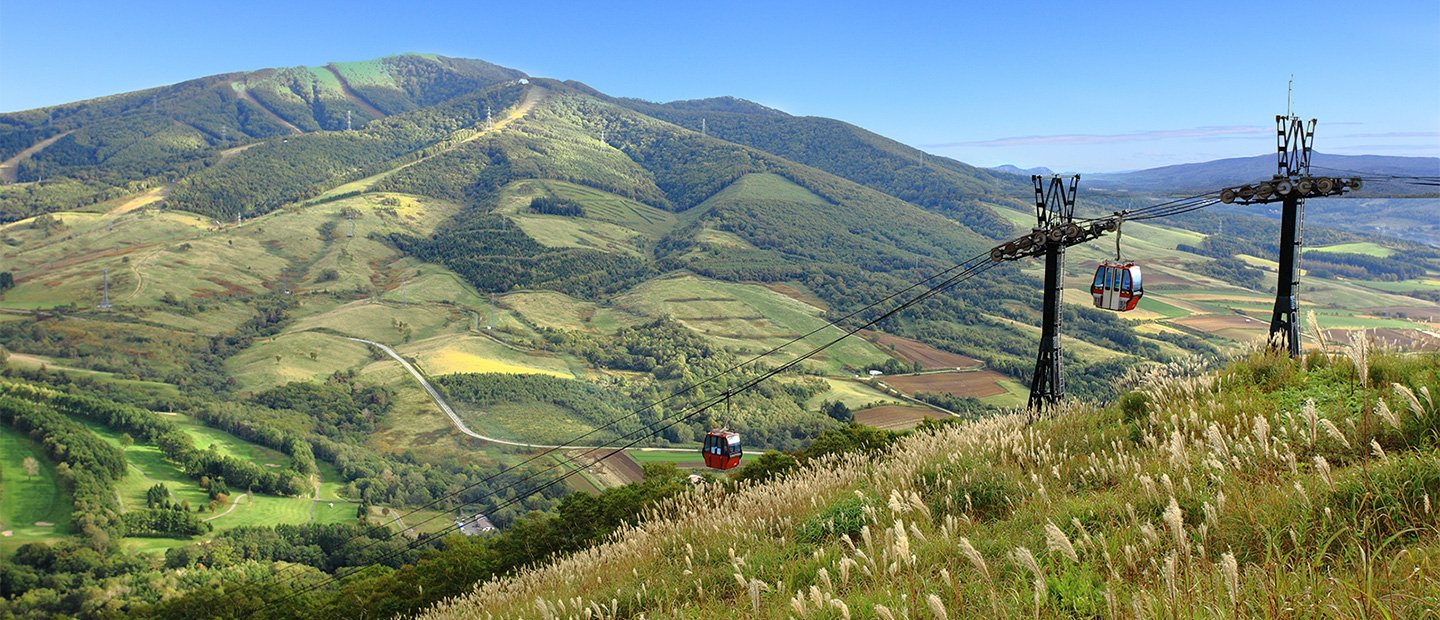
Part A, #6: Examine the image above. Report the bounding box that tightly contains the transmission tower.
[1026,175,1079,410]
[701,118,707,137]
[98,269,112,309]
[346,110,353,131]
[486,104,494,130]
[1215,114,1361,357]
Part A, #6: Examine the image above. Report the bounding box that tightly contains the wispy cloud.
[923,126,1268,148]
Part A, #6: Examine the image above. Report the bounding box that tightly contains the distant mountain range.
[989,164,1055,176]
[1081,152,1440,196]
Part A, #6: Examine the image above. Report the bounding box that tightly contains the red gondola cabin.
[1092,261,1143,312]
[702,430,742,470]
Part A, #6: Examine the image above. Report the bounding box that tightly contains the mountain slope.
[420,349,1440,619]
[618,96,1029,239]
[0,55,525,219]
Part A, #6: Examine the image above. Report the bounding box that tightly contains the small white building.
[455,514,497,536]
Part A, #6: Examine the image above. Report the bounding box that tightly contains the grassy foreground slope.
[424,346,1440,619]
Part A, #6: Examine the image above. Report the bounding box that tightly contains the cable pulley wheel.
[1276,180,1293,195]
[1349,178,1363,190]
[1220,188,1236,204]
[1316,178,1334,193]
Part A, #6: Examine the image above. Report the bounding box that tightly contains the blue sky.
[2,0,1436,171]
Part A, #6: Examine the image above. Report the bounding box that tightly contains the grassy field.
[617,274,891,374]
[63,414,364,555]
[227,330,377,392]
[979,377,1029,408]
[0,425,71,553]
[1308,241,1395,257]
[400,333,577,378]
[501,290,644,334]
[802,378,901,410]
[1134,295,1193,319]
[456,401,605,446]
[494,180,678,256]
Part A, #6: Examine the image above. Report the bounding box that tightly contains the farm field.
[852,405,947,430]
[801,377,900,411]
[1308,241,1395,257]
[456,401,604,446]
[400,334,577,378]
[878,370,1009,399]
[501,290,643,334]
[625,449,705,469]
[0,425,71,552]
[862,330,982,369]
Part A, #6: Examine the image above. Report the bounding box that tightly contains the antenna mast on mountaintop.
[1287,75,1294,120]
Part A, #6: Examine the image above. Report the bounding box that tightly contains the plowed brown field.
[880,370,1007,398]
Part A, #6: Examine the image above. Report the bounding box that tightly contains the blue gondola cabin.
[1092,261,1143,312]
[702,430,742,470]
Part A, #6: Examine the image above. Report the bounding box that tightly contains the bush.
[927,468,1019,521]
[1118,391,1150,423]
[796,497,868,544]
[529,195,584,216]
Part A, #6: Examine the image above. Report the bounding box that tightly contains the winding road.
[345,337,692,452]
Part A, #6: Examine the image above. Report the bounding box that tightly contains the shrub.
[796,497,868,544]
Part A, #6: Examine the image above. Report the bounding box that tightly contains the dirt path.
[236,88,302,134]
[218,142,261,161]
[106,186,169,216]
[124,248,165,302]
[348,336,692,452]
[203,493,248,521]
[323,66,387,119]
[318,86,548,197]
[0,131,73,183]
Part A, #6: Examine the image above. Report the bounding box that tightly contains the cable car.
[702,429,742,470]
[1091,261,1143,312]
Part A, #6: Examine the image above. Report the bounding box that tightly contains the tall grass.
[421,346,1440,619]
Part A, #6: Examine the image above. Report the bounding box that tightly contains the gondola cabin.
[702,430,742,470]
[1092,261,1143,312]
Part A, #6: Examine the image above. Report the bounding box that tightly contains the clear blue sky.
[2,0,1436,171]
